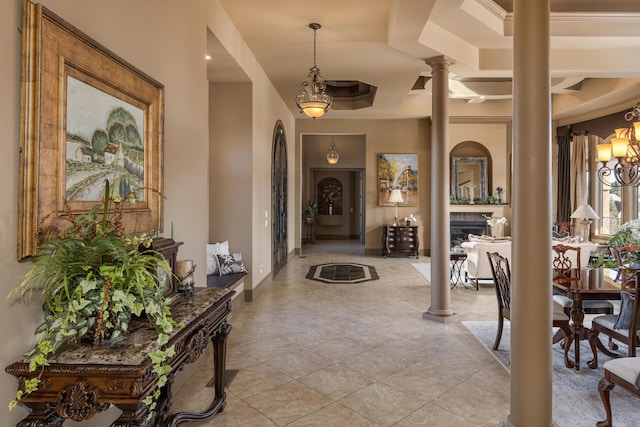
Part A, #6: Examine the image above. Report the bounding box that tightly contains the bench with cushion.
[207,271,246,288]
[206,241,247,303]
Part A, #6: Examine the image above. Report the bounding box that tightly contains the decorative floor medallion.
[306,263,379,284]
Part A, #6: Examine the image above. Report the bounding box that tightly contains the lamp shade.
[388,189,404,204]
[570,204,599,220]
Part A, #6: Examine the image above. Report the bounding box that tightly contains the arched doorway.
[272,121,288,277]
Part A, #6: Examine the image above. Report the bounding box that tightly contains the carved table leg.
[16,406,64,427]
[562,327,574,370]
[111,404,151,427]
[164,321,232,427]
[569,298,585,372]
[596,376,615,427]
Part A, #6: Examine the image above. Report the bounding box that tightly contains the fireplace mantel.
[450,205,507,217]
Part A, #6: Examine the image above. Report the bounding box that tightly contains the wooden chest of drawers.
[382,225,419,258]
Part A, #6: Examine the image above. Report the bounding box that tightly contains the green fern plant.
[9,180,177,417]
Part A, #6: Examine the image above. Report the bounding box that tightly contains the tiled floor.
[172,240,511,426]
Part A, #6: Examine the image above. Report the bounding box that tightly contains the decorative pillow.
[614,291,635,330]
[553,231,570,239]
[216,253,248,276]
[206,241,230,275]
[552,236,581,244]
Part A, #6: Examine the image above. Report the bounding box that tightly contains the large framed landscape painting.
[378,153,419,206]
[17,0,164,260]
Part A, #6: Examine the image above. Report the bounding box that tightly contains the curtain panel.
[556,130,572,222]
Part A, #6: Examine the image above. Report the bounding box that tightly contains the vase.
[490,223,504,238]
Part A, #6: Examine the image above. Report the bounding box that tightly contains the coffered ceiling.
[215,0,640,120]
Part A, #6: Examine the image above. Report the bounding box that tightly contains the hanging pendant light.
[295,23,332,119]
[326,137,340,165]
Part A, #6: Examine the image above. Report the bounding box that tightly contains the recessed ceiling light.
[205,54,211,60]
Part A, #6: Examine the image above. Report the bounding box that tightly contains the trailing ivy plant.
[9,180,179,419]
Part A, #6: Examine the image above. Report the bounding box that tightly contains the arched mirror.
[450,141,492,204]
[452,156,488,203]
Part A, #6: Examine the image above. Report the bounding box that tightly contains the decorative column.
[506,1,552,426]
[424,56,455,321]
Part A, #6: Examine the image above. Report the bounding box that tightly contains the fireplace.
[450,212,490,248]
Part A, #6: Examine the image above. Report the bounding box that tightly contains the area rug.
[463,320,640,427]
[305,263,378,284]
[411,262,430,283]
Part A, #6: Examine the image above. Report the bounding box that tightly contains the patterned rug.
[305,263,378,284]
[463,320,640,427]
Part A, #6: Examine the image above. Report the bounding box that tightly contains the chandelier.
[597,102,640,187]
[326,137,340,165]
[295,23,332,119]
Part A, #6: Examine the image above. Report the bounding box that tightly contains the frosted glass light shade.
[597,143,612,162]
[612,137,629,158]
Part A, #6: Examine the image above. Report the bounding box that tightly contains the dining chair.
[552,244,615,316]
[487,251,574,368]
[612,245,639,283]
[596,356,640,427]
[553,221,574,237]
[588,272,640,369]
[551,244,615,366]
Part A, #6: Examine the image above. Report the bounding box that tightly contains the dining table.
[553,267,628,373]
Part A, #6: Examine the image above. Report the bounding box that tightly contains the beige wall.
[0,1,294,424]
[295,119,514,253]
[449,122,511,203]
[296,119,431,253]
[209,82,254,284]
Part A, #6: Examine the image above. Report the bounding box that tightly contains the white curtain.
[570,134,588,210]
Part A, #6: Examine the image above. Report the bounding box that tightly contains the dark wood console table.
[6,287,235,427]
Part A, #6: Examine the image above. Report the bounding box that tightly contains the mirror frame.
[451,156,488,203]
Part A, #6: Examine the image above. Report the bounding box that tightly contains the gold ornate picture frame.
[18,0,164,260]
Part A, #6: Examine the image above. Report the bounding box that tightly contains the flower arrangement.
[8,180,178,417]
[483,215,508,227]
[609,219,640,247]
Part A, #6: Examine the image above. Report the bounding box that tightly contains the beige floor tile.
[288,402,380,426]
[227,362,293,399]
[395,403,484,426]
[173,241,511,426]
[338,382,427,426]
[175,392,279,426]
[298,363,376,400]
[262,348,334,379]
[244,380,333,425]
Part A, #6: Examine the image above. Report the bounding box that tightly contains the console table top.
[20,287,232,366]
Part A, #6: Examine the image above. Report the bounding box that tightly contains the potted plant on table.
[304,201,318,224]
[8,180,177,417]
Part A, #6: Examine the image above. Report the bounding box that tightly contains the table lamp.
[388,189,404,226]
[570,204,599,242]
